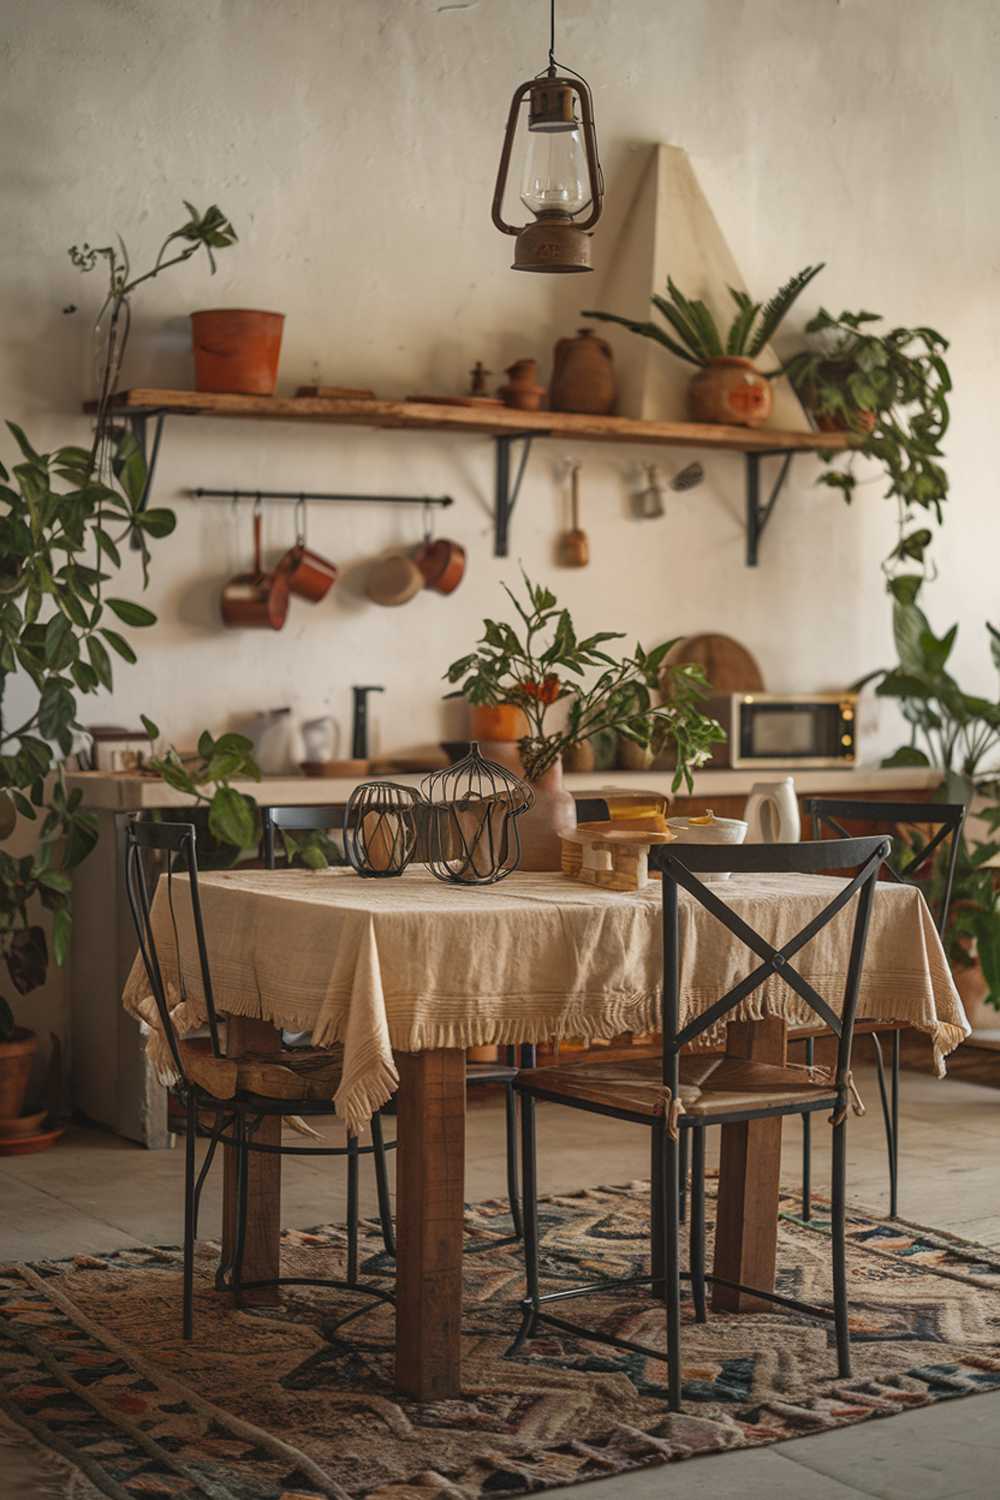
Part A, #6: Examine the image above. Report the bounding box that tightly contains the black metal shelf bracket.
[494,432,541,557]
[123,411,166,513]
[745,449,795,567]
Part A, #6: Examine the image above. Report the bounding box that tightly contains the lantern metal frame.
[491,68,604,274]
[421,743,534,885]
[344,781,423,879]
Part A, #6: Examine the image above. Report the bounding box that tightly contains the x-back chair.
[797,799,964,1219]
[512,836,889,1412]
[124,817,396,1339]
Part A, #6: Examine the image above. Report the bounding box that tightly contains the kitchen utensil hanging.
[280,495,339,602]
[220,495,290,630]
[415,501,466,595]
[558,461,589,566]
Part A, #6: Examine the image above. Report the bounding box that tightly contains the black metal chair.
[797,798,965,1220]
[512,836,889,1412]
[124,817,396,1340]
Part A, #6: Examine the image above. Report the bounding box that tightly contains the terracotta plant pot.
[0,1027,37,1119]
[688,356,772,428]
[191,309,285,396]
[549,328,616,414]
[518,760,577,872]
[470,704,528,744]
[814,408,877,435]
[562,739,596,773]
[953,958,998,1033]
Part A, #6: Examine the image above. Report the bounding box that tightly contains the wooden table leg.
[712,1016,786,1314]
[221,1017,282,1306]
[395,1048,466,1400]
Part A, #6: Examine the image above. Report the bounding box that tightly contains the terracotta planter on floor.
[689,356,771,428]
[191,309,285,396]
[954,959,999,1033]
[0,1027,37,1119]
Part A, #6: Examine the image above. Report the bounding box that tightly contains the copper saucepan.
[221,501,290,630]
[414,505,466,595]
[277,497,339,603]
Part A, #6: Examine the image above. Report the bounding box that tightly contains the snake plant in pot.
[582,264,825,428]
[444,574,725,870]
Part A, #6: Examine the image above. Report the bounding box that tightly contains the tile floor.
[1,1060,998,1498]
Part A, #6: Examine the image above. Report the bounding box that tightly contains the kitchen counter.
[66,764,942,811]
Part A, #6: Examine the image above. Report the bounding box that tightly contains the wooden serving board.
[662,632,765,693]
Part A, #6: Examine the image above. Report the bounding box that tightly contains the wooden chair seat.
[517,1051,838,1121]
[179,1036,344,1102]
[789,1017,903,1041]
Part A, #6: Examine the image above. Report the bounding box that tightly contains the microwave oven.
[705,693,858,769]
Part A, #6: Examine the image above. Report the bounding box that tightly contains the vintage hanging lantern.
[344,781,423,878]
[491,0,604,274]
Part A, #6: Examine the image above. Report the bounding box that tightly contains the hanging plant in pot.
[444,574,725,870]
[780,308,952,595]
[582,264,824,428]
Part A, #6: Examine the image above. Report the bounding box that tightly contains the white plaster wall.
[2,1,999,1054]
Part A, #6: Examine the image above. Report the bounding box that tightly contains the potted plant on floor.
[581,264,824,428]
[860,599,1000,1023]
[444,574,725,869]
[781,308,952,593]
[0,203,236,1133]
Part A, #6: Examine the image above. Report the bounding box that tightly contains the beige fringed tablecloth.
[121,866,969,1134]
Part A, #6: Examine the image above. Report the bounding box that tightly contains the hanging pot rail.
[190,488,453,507]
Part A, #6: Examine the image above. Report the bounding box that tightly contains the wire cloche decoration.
[421,742,534,885]
[344,781,423,878]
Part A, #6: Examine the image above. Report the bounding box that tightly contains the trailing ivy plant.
[0,203,236,1043]
[581,264,825,369]
[782,309,951,595]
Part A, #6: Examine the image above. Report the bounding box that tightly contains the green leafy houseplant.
[144,724,340,872]
[582,265,825,369]
[0,203,236,1044]
[445,575,725,788]
[782,309,951,591]
[860,600,1000,1006]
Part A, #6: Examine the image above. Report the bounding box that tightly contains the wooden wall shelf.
[85,389,856,564]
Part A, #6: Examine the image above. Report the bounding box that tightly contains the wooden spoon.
[560,462,589,567]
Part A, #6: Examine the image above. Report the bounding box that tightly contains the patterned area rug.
[2,1182,1000,1499]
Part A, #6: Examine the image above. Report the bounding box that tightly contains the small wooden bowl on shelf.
[300,759,370,778]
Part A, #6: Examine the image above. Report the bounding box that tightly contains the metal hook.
[422,499,434,545]
[253,491,262,519]
[296,493,307,546]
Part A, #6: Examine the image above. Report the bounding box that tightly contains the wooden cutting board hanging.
[661,632,765,693]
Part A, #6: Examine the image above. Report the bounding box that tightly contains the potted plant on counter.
[444,575,725,869]
[582,264,824,428]
[860,599,1000,1024]
[781,308,952,593]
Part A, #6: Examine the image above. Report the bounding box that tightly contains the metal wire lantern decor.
[344,781,423,878]
[421,742,534,885]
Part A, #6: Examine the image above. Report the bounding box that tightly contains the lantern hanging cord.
[548,0,556,70]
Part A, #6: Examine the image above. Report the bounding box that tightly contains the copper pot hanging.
[220,500,290,630]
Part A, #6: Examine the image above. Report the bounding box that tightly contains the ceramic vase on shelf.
[518,759,577,872]
[498,358,546,412]
[549,328,616,414]
[688,356,771,428]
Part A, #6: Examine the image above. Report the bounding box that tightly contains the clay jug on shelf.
[549,328,616,415]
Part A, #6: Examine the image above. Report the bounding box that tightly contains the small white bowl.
[666,815,748,880]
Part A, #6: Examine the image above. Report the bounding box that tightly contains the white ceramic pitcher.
[744,777,801,843]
